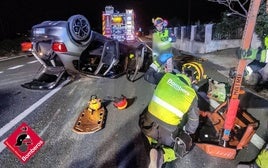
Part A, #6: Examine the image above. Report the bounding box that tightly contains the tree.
[255,1,268,41]
[208,0,250,18]
[209,0,268,42]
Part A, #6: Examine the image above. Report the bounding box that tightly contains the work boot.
[148,148,163,168]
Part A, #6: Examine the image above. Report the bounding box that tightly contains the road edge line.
[0,78,70,153]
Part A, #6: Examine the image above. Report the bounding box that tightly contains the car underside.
[21,15,151,90]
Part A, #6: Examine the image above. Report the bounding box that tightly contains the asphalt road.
[0,71,154,168]
[0,56,50,128]
[0,52,267,168]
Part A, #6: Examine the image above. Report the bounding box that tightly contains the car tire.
[68,15,91,42]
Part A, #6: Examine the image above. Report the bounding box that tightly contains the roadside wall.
[169,24,261,54]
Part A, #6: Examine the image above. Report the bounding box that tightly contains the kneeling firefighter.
[140,51,202,167]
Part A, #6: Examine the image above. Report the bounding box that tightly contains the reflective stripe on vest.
[152,95,184,118]
[148,73,196,126]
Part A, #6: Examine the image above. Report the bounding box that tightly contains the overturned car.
[21,15,150,90]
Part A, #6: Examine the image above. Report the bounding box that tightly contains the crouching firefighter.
[240,35,268,86]
[139,54,200,168]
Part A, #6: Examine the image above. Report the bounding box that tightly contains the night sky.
[0,0,226,40]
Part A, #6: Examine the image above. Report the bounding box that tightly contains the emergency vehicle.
[102,6,135,42]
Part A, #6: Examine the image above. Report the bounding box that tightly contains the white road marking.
[27,60,38,64]
[1,59,38,74]
[0,78,71,153]
[7,65,24,70]
[0,139,6,153]
[250,133,266,149]
[0,55,29,62]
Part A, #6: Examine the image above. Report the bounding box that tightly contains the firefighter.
[241,35,268,86]
[140,52,200,167]
[237,143,268,168]
[151,17,176,73]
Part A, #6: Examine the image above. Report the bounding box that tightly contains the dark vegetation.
[0,35,29,57]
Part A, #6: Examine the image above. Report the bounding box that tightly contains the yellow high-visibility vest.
[256,147,268,167]
[148,73,196,126]
[152,29,172,52]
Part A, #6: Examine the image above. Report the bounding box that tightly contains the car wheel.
[68,15,91,42]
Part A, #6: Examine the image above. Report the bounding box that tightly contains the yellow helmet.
[182,61,206,83]
[152,17,168,27]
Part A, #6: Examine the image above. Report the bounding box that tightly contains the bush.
[212,12,245,40]
[255,1,268,45]
[0,36,29,56]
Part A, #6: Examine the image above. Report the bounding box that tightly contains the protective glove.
[160,36,169,42]
[237,48,250,59]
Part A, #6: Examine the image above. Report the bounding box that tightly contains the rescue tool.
[112,95,128,110]
[73,95,106,134]
[195,0,262,159]
[222,0,262,143]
